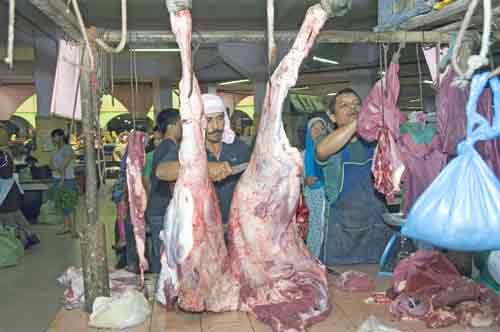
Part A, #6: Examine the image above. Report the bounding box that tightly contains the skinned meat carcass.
[126,131,148,283]
[155,8,239,312]
[227,4,331,332]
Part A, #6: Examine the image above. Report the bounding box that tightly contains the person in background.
[111,145,129,266]
[303,117,329,259]
[113,131,128,162]
[156,94,251,228]
[0,125,40,248]
[50,129,78,236]
[315,88,392,266]
[142,126,162,193]
[147,109,182,273]
[230,109,254,146]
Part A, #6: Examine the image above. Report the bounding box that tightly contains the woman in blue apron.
[316,89,392,266]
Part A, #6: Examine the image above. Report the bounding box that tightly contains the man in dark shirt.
[156,94,251,226]
[147,109,182,273]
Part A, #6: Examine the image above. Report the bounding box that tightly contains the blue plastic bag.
[402,72,500,251]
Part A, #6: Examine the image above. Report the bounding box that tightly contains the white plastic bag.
[88,289,151,329]
[357,315,403,332]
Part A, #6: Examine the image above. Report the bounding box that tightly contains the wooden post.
[79,27,110,313]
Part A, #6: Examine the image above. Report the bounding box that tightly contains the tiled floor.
[2,184,500,332]
[0,184,118,332]
[47,265,500,332]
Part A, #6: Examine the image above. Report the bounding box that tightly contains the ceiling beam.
[401,0,500,31]
[28,0,81,40]
[101,29,456,45]
[435,5,500,32]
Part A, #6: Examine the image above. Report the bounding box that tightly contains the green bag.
[48,185,78,213]
[38,201,64,225]
[0,225,24,268]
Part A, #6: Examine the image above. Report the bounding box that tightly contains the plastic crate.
[374,0,435,32]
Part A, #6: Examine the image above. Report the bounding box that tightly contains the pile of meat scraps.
[57,266,140,309]
[371,251,500,328]
[335,270,376,293]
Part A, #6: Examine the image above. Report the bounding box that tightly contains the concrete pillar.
[33,32,57,117]
[207,84,217,95]
[253,81,267,116]
[153,79,172,115]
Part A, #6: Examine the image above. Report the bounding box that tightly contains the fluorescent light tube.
[327,92,337,96]
[218,79,250,86]
[312,56,339,65]
[290,86,310,91]
[130,48,180,52]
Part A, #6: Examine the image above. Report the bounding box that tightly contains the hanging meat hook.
[95,0,128,53]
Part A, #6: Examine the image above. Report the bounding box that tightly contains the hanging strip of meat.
[155,7,239,312]
[227,5,331,332]
[358,61,405,202]
[126,131,148,285]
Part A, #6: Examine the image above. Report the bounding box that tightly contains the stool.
[379,213,416,277]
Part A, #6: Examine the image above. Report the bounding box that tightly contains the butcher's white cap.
[201,94,226,115]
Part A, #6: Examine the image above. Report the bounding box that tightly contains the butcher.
[147,108,182,273]
[315,88,392,266]
[157,94,251,226]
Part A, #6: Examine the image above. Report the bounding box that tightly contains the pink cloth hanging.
[437,70,500,179]
[50,40,82,120]
[399,135,447,214]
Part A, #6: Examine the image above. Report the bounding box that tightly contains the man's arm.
[156,160,179,182]
[315,121,357,162]
[156,160,232,182]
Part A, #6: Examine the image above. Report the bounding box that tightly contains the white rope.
[95,0,127,53]
[111,53,115,107]
[133,50,139,130]
[129,51,136,129]
[267,0,276,73]
[416,44,424,111]
[70,0,95,71]
[452,0,492,88]
[4,0,15,69]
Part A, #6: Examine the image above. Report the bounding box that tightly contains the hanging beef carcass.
[155,6,239,312]
[227,4,332,332]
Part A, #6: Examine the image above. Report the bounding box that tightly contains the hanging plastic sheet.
[403,72,500,251]
[50,40,82,120]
